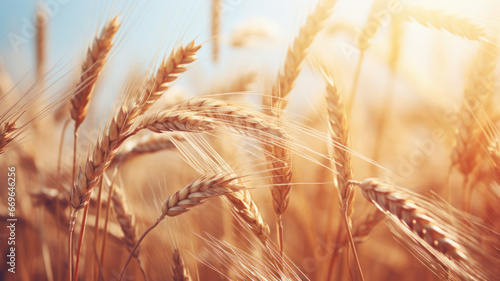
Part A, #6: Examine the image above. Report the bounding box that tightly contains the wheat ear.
[265,1,337,259]
[224,190,270,244]
[0,120,17,154]
[111,183,148,280]
[211,0,221,62]
[488,143,500,186]
[452,39,499,176]
[113,133,184,164]
[139,97,286,139]
[70,40,201,215]
[326,78,353,217]
[352,178,497,280]
[70,104,140,218]
[70,17,120,129]
[119,173,243,281]
[172,249,192,281]
[138,41,201,115]
[355,178,467,260]
[35,9,46,80]
[401,5,486,41]
[270,0,338,111]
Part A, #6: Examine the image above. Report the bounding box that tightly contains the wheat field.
[1,0,500,280]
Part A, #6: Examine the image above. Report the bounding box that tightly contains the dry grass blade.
[70,16,120,129]
[138,41,201,115]
[401,5,486,41]
[172,249,192,281]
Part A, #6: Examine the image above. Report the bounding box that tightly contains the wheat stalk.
[70,16,120,129]
[172,249,192,281]
[401,5,486,41]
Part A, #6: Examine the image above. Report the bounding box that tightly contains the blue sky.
[0,0,318,81]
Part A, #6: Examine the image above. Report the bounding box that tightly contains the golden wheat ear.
[401,5,486,41]
[137,41,202,115]
[119,172,245,280]
[172,249,192,281]
[352,178,498,281]
[110,182,147,280]
[270,0,338,111]
[70,16,120,130]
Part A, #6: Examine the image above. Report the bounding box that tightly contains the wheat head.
[70,16,120,129]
